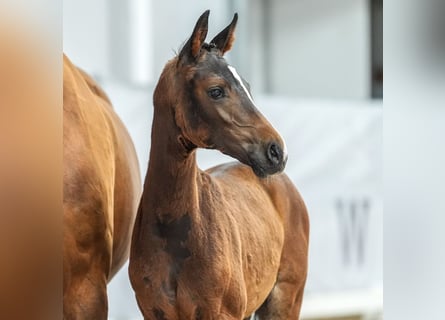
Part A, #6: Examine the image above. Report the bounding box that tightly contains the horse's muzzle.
[248,142,287,178]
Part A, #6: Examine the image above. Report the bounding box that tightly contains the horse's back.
[63,55,140,318]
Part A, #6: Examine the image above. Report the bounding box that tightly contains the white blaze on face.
[228,65,255,104]
[227,65,288,158]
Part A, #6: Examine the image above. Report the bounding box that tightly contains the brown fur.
[129,11,309,320]
[63,55,141,319]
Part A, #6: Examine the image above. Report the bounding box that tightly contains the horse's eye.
[208,87,224,100]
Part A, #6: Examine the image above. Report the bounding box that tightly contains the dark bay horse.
[63,55,141,319]
[129,11,309,319]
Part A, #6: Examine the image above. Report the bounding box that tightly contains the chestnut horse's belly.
[107,115,142,278]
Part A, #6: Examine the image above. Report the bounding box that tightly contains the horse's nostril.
[267,142,282,165]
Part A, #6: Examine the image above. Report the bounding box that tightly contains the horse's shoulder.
[208,162,307,222]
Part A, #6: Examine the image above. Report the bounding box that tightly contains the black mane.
[202,42,217,51]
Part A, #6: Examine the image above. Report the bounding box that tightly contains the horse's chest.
[155,214,192,262]
[141,214,245,318]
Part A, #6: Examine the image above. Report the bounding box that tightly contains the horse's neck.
[142,107,200,221]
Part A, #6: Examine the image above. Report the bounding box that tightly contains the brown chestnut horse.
[129,11,309,320]
[63,55,141,319]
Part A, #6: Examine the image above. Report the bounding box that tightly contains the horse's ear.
[210,13,238,55]
[179,10,210,63]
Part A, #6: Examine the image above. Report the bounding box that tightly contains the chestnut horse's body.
[63,55,141,319]
[129,11,309,320]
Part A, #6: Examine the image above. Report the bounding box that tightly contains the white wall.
[268,0,371,99]
[150,1,231,79]
[63,0,371,99]
[63,0,108,78]
[64,0,235,86]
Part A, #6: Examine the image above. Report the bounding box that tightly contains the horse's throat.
[144,113,200,219]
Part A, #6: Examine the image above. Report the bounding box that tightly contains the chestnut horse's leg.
[256,184,309,320]
[254,246,308,320]
[63,270,108,320]
[63,206,111,320]
[254,278,306,320]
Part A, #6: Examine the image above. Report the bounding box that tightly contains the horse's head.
[170,10,287,178]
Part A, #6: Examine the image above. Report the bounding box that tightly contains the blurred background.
[64,1,382,319]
